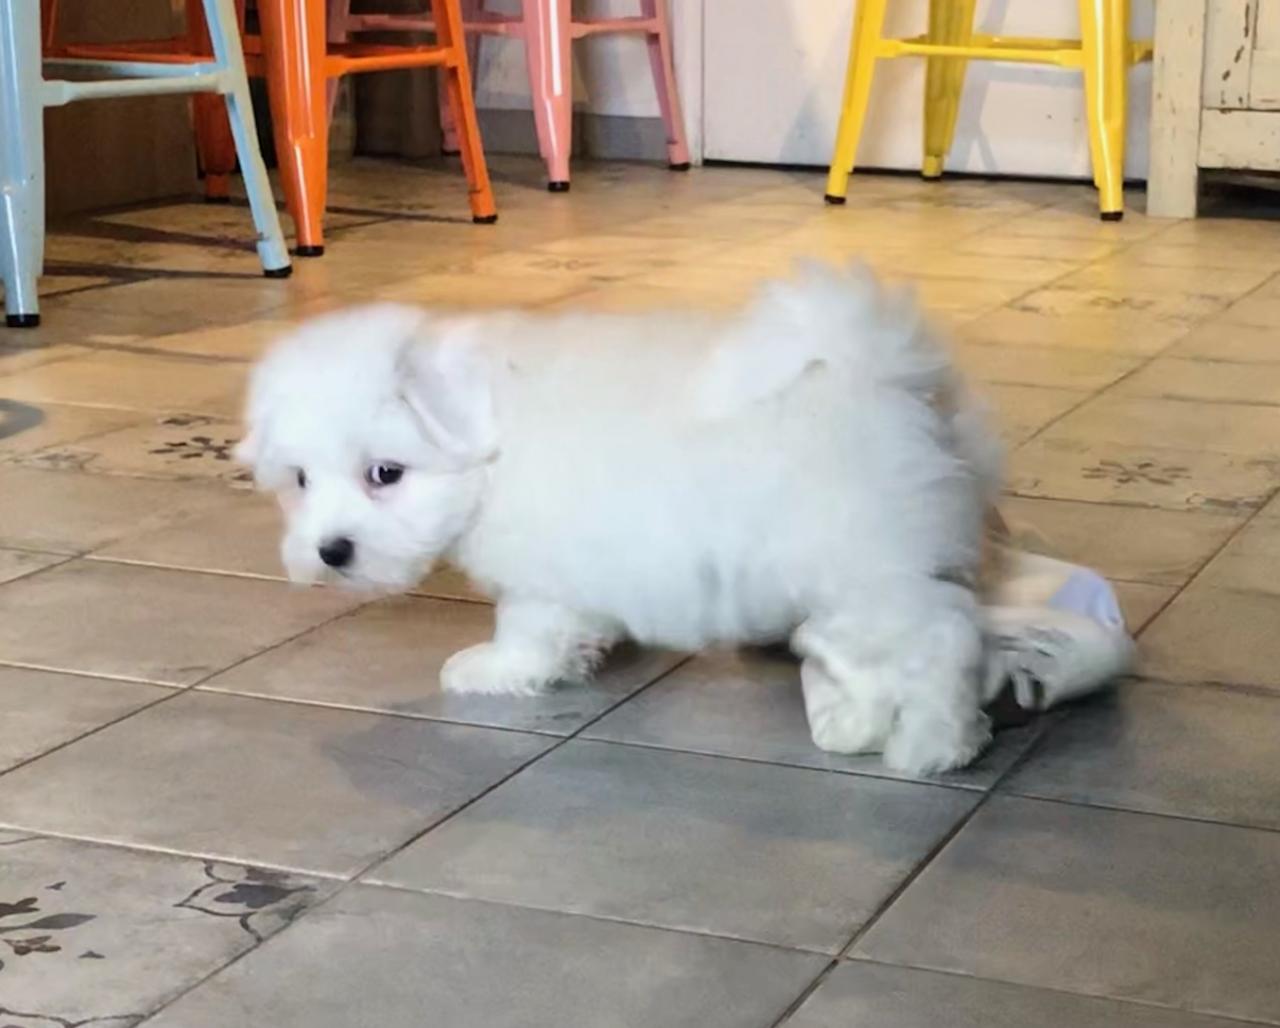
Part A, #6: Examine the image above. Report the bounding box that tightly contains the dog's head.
[237,305,497,590]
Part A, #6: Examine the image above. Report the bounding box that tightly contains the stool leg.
[1,0,45,326]
[922,0,976,179]
[824,0,888,205]
[639,0,690,169]
[189,0,239,202]
[40,0,58,50]
[440,0,482,154]
[203,0,292,274]
[259,0,330,253]
[325,0,349,122]
[1079,0,1128,220]
[521,0,573,190]
[435,0,497,221]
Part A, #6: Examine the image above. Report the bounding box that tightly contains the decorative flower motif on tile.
[0,892,96,974]
[148,434,237,462]
[175,862,316,943]
[1082,459,1191,486]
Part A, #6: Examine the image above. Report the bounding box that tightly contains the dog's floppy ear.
[397,319,498,468]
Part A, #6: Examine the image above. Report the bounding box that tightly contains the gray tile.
[201,596,682,733]
[0,560,361,685]
[1139,585,1280,691]
[371,740,978,952]
[0,467,240,554]
[0,666,168,772]
[586,649,1042,789]
[787,961,1245,1028]
[0,692,553,876]
[144,886,826,1028]
[0,547,65,585]
[854,796,1280,1024]
[90,492,286,578]
[1001,681,1280,831]
[0,831,326,1026]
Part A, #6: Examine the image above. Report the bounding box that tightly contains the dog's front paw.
[440,644,553,697]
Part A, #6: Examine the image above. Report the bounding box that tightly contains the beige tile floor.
[2,156,1280,1026]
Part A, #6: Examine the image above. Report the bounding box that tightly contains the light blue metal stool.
[1,0,290,328]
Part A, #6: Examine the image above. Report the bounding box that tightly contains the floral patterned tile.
[1007,285,1225,325]
[13,414,252,487]
[1008,436,1280,514]
[0,831,328,1027]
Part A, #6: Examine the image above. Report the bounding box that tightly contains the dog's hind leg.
[441,598,620,697]
[794,578,989,775]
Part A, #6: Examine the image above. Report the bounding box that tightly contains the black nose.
[318,537,355,569]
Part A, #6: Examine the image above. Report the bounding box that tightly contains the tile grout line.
[0,597,374,781]
[130,654,696,1025]
[843,953,1280,1028]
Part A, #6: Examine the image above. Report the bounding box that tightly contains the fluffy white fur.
[238,263,1002,774]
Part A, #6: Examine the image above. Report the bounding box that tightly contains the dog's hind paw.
[441,643,554,697]
[883,712,991,776]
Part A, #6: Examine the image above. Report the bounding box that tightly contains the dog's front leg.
[441,598,620,697]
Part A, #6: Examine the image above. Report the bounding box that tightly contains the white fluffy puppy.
[238,263,1001,774]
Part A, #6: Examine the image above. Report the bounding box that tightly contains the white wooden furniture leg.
[1148,0,1208,218]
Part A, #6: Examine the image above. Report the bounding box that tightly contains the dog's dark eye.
[296,469,307,489]
[367,463,405,487]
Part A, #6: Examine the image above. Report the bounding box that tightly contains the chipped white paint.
[1200,108,1280,168]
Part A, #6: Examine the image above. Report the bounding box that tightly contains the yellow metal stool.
[824,0,1153,220]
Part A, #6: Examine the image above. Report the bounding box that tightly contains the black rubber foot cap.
[295,245,325,257]
[1100,210,1124,222]
[823,194,847,206]
[669,162,691,172]
[473,214,498,224]
[263,265,293,279]
[442,148,460,157]
[204,195,232,205]
[547,180,570,193]
[5,313,39,328]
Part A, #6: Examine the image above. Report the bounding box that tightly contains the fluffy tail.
[697,260,1003,503]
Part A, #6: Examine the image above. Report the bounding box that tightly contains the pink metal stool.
[332,0,690,191]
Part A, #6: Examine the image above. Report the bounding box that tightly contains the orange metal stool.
[245,0,497,255]
[45,0,497,255]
